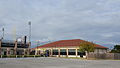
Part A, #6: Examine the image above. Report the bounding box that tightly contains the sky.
[0,0,120,48]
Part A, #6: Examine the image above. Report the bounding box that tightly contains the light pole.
[28,21,31,55]
[2,28,4,39]
[28,21,31,42]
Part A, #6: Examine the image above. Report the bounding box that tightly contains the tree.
[111,45,120,53]
[79,42,95,58]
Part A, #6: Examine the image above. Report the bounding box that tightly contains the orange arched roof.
[34,39,108,49]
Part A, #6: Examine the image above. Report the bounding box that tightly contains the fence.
[88,53,120,60]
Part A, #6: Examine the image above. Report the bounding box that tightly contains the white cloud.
[101,34,114,38]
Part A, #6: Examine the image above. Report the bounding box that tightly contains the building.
[33,39,108,57]
[0,36,30,56]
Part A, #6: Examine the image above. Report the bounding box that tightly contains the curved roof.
[35,39,108,49]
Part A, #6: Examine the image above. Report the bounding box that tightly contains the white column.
[24,49,26,55]
[66,48,68,57]
[35,50,38,55]
[76,48,78,57]
[7,48,10,56]
[14,41,17,55]
[50,48,53,57]
[58,48,60,57]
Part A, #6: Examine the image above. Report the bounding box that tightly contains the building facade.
[0,37,30,56]
[33,39,108,57]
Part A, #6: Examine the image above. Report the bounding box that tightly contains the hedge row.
[0,55,41,58]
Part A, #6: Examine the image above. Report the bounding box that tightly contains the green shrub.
[35,55,41,57]
[17,55,23,58]
[8,55,16,58]
[0,55,41,58]
[2,55,7,58]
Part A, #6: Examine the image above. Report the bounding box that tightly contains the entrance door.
[45,50,50,57]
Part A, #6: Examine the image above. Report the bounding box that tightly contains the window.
[68,49,75,55]
[53,49,58,55]
[60,49,66,55]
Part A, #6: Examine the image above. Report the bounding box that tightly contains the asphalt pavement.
[0,57,120,68]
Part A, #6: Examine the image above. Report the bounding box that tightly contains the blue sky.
[0,0,120,48]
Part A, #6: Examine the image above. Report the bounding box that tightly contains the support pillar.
[85,51,88,59]
[14,41,17,55]
[24,49,26,55]
[50,48,53,57]
[76,48,78,57]
[37,50,39,55]
[35,50,37,55]
[58,48,60,57]
[29,42,31,54]
[66,48,68,57]
[27,42,31,55]
[7,48,10,56]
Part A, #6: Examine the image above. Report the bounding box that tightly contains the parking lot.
[0,57,120,68]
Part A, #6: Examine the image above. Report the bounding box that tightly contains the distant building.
[33,39,108,57]
[0,36,30,56]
